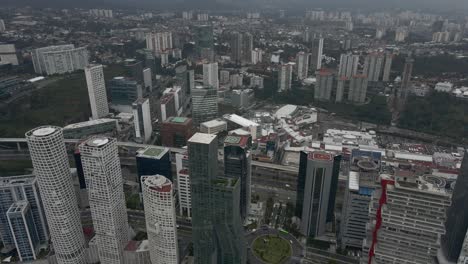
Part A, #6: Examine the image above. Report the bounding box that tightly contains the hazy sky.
[3,0,468,12]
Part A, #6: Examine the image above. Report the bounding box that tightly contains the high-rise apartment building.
[146,32,173,54]
[251,48,263,65]
[161,117,194,147]
[230,74,243,88]
[363,172,452,264]
[136,147,172,190]
[143,67,152,90]
[26,126,86,264]
[32,45,89,75]
[382,53,393,82]
[191,85,218,125]
[224,135,252,222]
[219,70,230,84]
[0,19,5,32]
[0,175,49,260]
[141,175,179,264]
[203,62,219,90]
[250,75,264,89]
[242,33,253,65]
[440,151,468,263]
[188,133,219,263]
[348,75,369,104]
[85,64,109,120]
[338,53,359,78]
[310,37,324,71]
[176,152,191,218]
[363,53,385,82]
[340,150,381,249]
[132,98,153,143]
[278,63,294,92]
[395,27,408,42]
[314,69,334,101]
[296,151,341,238]
[79,137,129,264]
[296,51,310,80]
[0,44,19,65]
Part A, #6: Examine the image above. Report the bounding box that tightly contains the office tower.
[141,175,179,264]
[251,48,263,65]
[143,68,152,90]
[212,176,247,263]
[314,69,334,101]
[278,63,293,92]
[230,74,243,88]
[230,32,243,65]
[85,64,109,120]
[296,51,310,80]
[161,117,194,147]
[364,172,451,264]
[32,45,89,75]
[194,25,214,60]
[440,151,468,263]
[0,175,49,257]
[347,75,369,104]
[0,19,5,32]
[124,59,144,84]
[295,151,341,237]
[109,77,142,111]
[79,137,129,264]
[0,44,19,65]
[363,53,385,82]
[6,201,40,262]
[132,98,153,143]
[191,85,218,125]
[250,75,264,89]
[26,126,86,264]
[188,133,218,263]
[146,32,173,54]
[203,62,219,90]
[176,152,191,218]
[219,70,230,84]
[382,53,393,82]
[242,33,253,65]
[143,49,156,74]
[136,147,172,189]
[175,64,194,95]
[338,53,359,78]
[224,135,252,222]
[310,37,324,71]
[340,150,381,249]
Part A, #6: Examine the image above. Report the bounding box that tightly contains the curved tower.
[26,126,86,264]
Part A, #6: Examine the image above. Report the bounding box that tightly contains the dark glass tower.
[224,135,252,222]
[136,147,172,191]
[441,150,468,262]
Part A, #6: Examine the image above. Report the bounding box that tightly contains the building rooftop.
[308,152,333,161]
[224,135,250,148]
[137,146,169,159]
[211,177,238,188]
[188,132,217,144]
[143,175,172,193]
[165,116,190,124]
[274,104,298,119]
[63,118,116,129]
[223,114,259,127]
[201,119,227,128]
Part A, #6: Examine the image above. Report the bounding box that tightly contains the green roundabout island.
[252,235,292,264]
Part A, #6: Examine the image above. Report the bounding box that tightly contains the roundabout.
[252,235,292,264]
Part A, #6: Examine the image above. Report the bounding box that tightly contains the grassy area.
[0,73,91,137]
[0,160,33,176]
[252,235,292,264]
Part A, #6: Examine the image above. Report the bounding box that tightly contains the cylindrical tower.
[141,175,179,264]
[25,126,86,264]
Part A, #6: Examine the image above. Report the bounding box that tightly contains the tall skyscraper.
[203,62,219,90]
[132,98,153,143]
[224,135,252,222]
[347,75,369,104]
[191,85,218,125]
[176,152,191,218]
[296,51,310,80]
[32,45,89,75]
[382,53,393,82]
[296,151,340,237]
[136,147,172,190]
[85,64,109,120]
[146,32,173,54]
[251,48,263,65]
[230,32,243,65]
[440,151,468,263]
[141,175,179,264]
[338,53,359,78]
[391,56,414,124]
[194,25,214,61]
[143,67,153,90]
[310,37,324,71]
[278,63,293,92]
[0,19,5,32]
[242,33,253,65]
[363,53,385,82]
[79,137,129,264]
[109,77,142,110]
[26,126,87,264]
[0,175,49,260]
[314,69,334,101]
[188,133,219,263]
